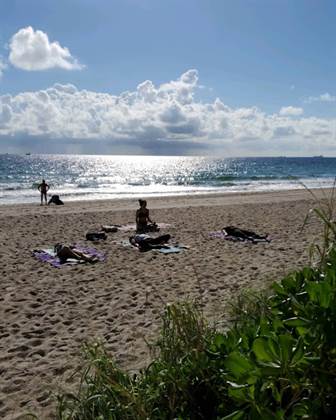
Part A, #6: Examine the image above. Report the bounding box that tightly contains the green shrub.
[210,255,336,419]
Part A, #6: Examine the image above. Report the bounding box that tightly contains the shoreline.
[0,187,331,215]
[0,188,327,418]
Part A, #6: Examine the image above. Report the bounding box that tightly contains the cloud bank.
[9,26,83,71]
[0,69,335,155]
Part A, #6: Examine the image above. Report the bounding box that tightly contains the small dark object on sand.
[86,231,107,241]
[101,225,119,233]
[223,226,270,243]
[48,195,64,205]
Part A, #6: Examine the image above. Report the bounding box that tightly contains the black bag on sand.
[86,231,107,241]
[48,195,64,205]
[146,223,160,232]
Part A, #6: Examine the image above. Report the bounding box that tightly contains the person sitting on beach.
[48,194,64,205]
[129,234,171,252]
[38,179,50,206]
[136,199,157,233]
[54,244,98,263]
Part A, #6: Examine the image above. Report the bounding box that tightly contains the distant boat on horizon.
[313,155,324,158]
[25,153,31,156]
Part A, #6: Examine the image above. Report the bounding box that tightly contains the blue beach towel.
[157,245,186,254]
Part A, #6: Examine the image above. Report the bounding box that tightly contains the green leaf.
[291,337,305,365]
[279,334,294,365]
[306,281,332,308]
[228,385,250,402]
[305,356,320,364]
[260,317,271,335]
[296,326,309,336]
[253,338,275,362]
[222,409,246,420]
[281,275,297,292]
[272,281,287,296]
[284,317,310,327]
[224,352,254,379]
[272,317,284,332]
[271,383,281,403]
[274,409,286,420]
[291,402,309,417]
[248,384,255,400]
[289,294,307,312]
[226,381,248,389]
[259,361,281,368]
[213,333,226,348]
[268,337,281,361]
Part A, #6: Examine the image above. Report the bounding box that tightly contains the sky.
[0,0,335,156]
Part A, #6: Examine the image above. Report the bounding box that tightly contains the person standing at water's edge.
[38,179,49,205]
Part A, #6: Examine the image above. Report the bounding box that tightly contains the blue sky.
[0,0,335,155]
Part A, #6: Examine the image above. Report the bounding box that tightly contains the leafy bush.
[210,251,336,419]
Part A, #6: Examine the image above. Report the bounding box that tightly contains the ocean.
[0,154,335,205]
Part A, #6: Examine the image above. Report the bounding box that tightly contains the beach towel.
[116,222,172,232]
[33,245,106,268]
[209,227,270,243]
[117,239,187,254]
[156,244,188,254]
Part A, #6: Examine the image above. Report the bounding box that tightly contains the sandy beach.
[0,189,326,419]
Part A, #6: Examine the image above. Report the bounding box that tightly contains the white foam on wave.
[0,177,335,205]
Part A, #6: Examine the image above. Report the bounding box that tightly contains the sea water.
[0,154,335,205]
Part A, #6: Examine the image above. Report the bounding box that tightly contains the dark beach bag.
[48,195,64,205]
[147,223,160,232]
[54,195,64,205]
[86,231,107,241]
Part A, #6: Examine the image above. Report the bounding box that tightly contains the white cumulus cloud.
[0,58,7,78]
[0,69,335,155]
[8,26,83,71]
[305,93,336,103]
[279,106,303,116]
